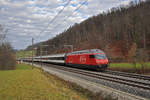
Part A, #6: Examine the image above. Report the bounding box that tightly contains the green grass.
[0,64,90,100]
[16,50,36,58]
[16,64,32,70]
[110,62,150,69]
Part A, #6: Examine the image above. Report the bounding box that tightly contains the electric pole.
[32,38,34,69]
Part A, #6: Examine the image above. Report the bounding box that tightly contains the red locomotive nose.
[96,59,108,64]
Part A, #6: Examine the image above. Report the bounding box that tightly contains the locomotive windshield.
[95,54,107,59]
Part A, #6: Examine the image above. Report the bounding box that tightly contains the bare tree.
[0,24,16,70]
[0,25,6,45]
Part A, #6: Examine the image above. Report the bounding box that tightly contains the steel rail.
[43,63,150,90]
[105,70,150,81]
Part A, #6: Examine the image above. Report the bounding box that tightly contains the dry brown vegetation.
[0,44,16,70]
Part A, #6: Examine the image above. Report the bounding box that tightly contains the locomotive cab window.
[89,55,95,58]
[95,54,107,59]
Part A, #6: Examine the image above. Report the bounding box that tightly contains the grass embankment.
[0,64,89,100]
[109,62,150,74]
[0,64,116,100]
[16,50,36,58]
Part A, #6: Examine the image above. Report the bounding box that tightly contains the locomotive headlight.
[96,60,103,64]
[96,59,107,64]
[100,60,104,64]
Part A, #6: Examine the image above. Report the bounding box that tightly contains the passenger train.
[21,49,109,71]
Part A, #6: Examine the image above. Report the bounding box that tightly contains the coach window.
[89,55,95,58]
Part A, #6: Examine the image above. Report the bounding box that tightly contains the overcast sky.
[0,0,138,50]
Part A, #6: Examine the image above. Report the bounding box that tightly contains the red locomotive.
[65,49,109,70]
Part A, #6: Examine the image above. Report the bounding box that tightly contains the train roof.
[34,53,66,58]
[67,49,104,55]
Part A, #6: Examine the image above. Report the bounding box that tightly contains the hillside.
[28,0,150,61]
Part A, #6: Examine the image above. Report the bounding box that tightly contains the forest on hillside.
[33,0,150,62]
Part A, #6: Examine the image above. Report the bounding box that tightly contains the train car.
[33,54,66,65]
[65,49,108,70]
[20,57,32,62]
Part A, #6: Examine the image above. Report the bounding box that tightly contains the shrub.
[0,43,16,70]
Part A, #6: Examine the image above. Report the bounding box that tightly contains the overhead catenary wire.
[49,0,88,34]
[36,0,72,39]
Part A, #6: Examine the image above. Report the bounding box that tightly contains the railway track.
[43,63,150,91]
[105,70,150,81]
